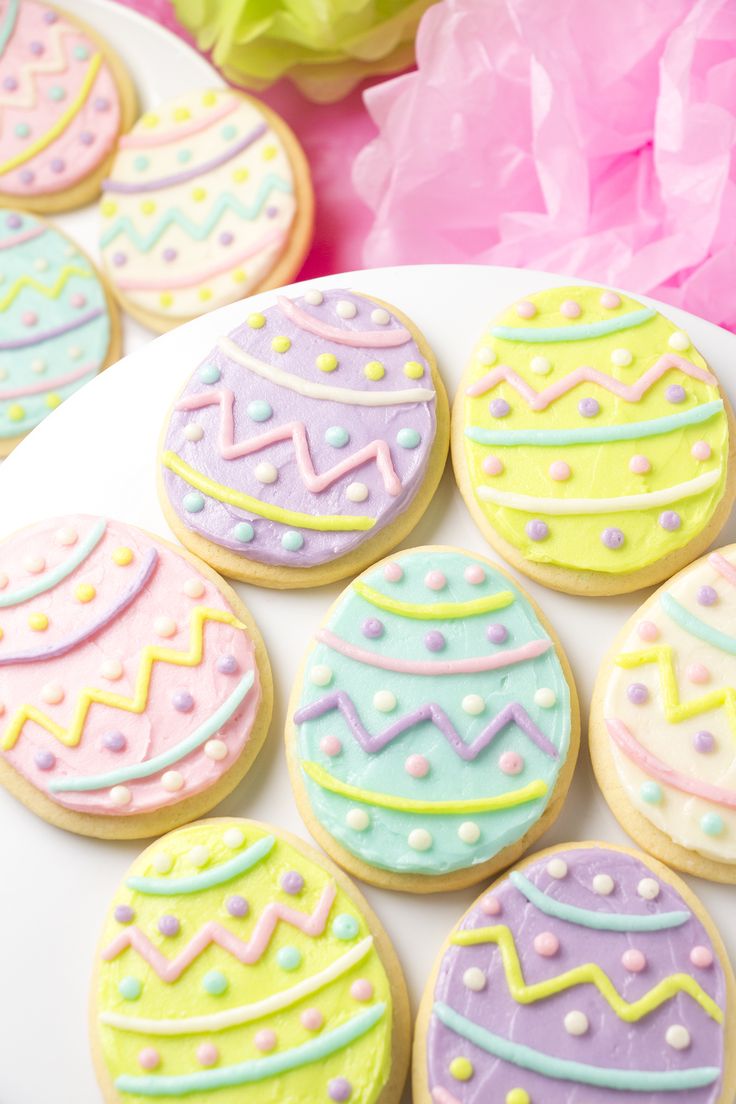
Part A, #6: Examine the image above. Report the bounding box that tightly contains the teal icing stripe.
[100,177,293,250]
[49,673,253,792]
[433,1003,719,1092]
[0,0,18,56]
[510,872,690,931]
[115,1003,386,1096]
[0,518,106,608]
[465,400,724,447]
[661,592,736,655]
[491,307,656,343]
[127,834,275,896]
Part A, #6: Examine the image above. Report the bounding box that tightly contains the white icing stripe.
[218,337,435,407]
[476,468,721,515]
[98,936,373,1035]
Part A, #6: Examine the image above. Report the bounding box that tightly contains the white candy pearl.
[223,828,244,849]
[637,877,660,900]
[151,852,173,874]
[336,299,357,319]
[346,482,368,502]
[458,821,480,843]
[188,845,210,868]
[110,785,132,807]
[184,423,204,441]
[462,694,485,715]
[183,578,205,598]
[547,858,568,879]
[154,616,177,638]
[463,967,486,991]
[31,358,46,374]
[610,348,633,366]
[477,346,496,366]
[304,289,324,305]
[564,1010,589,1036]
[346,808,369,831]
[161,770,184,792]
[254,461,278,484]
[593,874,614,895]
[668,331,690,351]
[371,308,390,325]
[204,739,228,760]
[408,828,432,851]
[530,356,551,375]
[534,687,557,708]
[310,664,333,686]
[665,1025,690,1050]
[373,690,396,712]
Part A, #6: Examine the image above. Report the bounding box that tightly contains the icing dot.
[404,360,425,378]
[371,308,390,325]
[549,461,570,481]
[462,694,485,715]
[56,526,78,546]
[110,785,131,807]
[668,331,690,351]
[310,665,333,686]
[300,1008,323,1031]
[254,1029,277,1052]
[637,878,660,900]
[692,440,711,460]
[424,630,445,652]
[316,353,338,372]
[464,564,485,584]
[196,1044,218,1067]
[24,556,44,575]
[530,355,550,375]
[622,948,647,972]
[226,895,249,917]
[281,531,304,552]
[697,585,717,606]
[526,519,549,541]
[666,1025,691,1050]
[383,561,403,582]
[247,313,265,329]
[406,754,430,777]
[155,617,177,638]
[188,845,210,867]
[247,400,272,422]
[611,348,633,367]
[75,583,96,603]
[534,932,559,956]
[463,967,486,991]
[425,569,446,590]
[641,781,663,804]
[600,290,621,309]
[115,905,135,924]
[277,946,302,971]
[564,1011,589,1035]
[234,522,254,543]
[547,858,568,879]
[693,730,715,753]
[217,655,239,675]
[346,808,369,831]
[328,1078,353,1101]
[499,751,523,775]
[325,426,349,447]
[161,770,184,792]
[687,663,710,684]
[336,300,357,319]
[112,251,127,267]
[223,828,245,850]
[113,547,133,566]
[373,690,396,712]
[351,979,373,1001]
[158,914,180,936]
[691,945,714,968]
[601,527,625,550]
[14,123,30,139]
[50,157,66,174]
[481,894,501,916]
[397,427,421,448]
[202,970,228,995]
[271,336,291,353]
[629,454,651,474]
[161,248,177,263]
[627,682,649,704]
[364,360,385,381]
[29,40,44,55]
[482,455,504,476]
[304,289,323,305]
[183,492,205,513]
[320,735,342,756]
[515,301,536,318]
[637,620,659,641]
[205,739,227,760]
[534,687,556,708]
[199,364,220,385]
[254,461,278,484]
[183,423,203,442]
[7,403,25,422]
[487,623,508,644]
[459,821,480,843]
[41,682,64,704]
[152,852,173,874]
[506,1092,530,1104]
[281,870,305,895]
[119,977,142,1000]
[28,612,48,631]
[701,812,725,836]
[332,913,359,940]
[490,398,510,418]
[5,213,21,229]
[449,1056,474,1081]
[666,384,686,404]
[560,299,581,318]
[103,731,126,752]
[408,828,432,851]
[592,873,614,895]
[134,154,150,171]
[34,750,55,770]
[346,482,368,502]
[578,397,600,417]
[362,618,384,639]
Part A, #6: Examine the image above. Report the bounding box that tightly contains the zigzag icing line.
[1,605,245,750]
[451,924,722,1022]
[176,388,402,495]
[294,692,559,759]
[466,353,717,408]
[0,21,79,109]
[100,178,292,251]
[101,882,336,980]
[615,644,736,734]
[0,265,93,312]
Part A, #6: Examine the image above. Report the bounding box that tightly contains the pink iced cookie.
[0,516,272,837]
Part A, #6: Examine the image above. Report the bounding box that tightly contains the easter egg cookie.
[91,818,410,1104]
[0,516,272,837]
[286,546,579,892]
[0,0,136,212]
[99,88,313,332]
[591,543,736,883]
[0,208,120,455]
[453,286,734,595]
[158,288,449,588]
[415,842,736,1104]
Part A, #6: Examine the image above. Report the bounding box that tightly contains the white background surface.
[2,262,736,1103]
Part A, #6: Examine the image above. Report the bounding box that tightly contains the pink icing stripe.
[317,628,552,675]
[0,360,96,401]
[276,295,412,348]
[112,228,286,292]
[709,552,736,586]
[101,882,336,981]
[466,354,717,408]
[606,718,736,808]
[118,99,238,149]
[431,1090,463,1104]
[0,225,46,250]
[176,388,402,495]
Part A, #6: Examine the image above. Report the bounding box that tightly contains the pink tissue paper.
[354,0,736,330]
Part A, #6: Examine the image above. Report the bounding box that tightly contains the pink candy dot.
[301,1008,324,1030]
[480,894,501,916]
[464,564,486,584]
[534,932,559,957]
[692,441,711,461]
[687,663,710,684]
[637,620,659,642]
[482,455,503,476]
[425,570,446,590]
[516,300,536,319]
[622,949,647,972]
[499,751,523,775]
[405,754,430,777]
[549,460,571,482]
[21,311,38,327]
[254,1029,277,1052]
[196,1044,218,1067]
[560,299,581,318]
[138,1048,160,1070]
[690,945,714,968]
[351,979,374,1001]
[383,561,403,582]
[70,292,86,308]
[320,735,342,757]
[600,291,622,309]
[629,455,651,474]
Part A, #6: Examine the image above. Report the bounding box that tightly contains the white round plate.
[2,264,736,1103]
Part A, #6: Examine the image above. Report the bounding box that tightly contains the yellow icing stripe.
[452,925,722,1023]
[0,53,102,175]
[162,451,375,532]
[616,645,736,734]
[302,761,547,813]
[352,579,514,619]
[1,606,244,750]
[0,265,93,312]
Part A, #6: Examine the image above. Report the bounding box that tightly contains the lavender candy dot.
[693,730,715,753]
[659,510,681,531]
[173,690,194,712]
[281,871,304,895]
[525,519,549,541]
[578,397,600,417]
[217,654,239,675]
[627,682,649,705]
[6,213,22,229]
[219,231,234,246]
[162,247,177,262]
[424,630,446,652]
[2,76,17,91]
[666,384,686,404]
[79,131,94,145]
[361,618,384,639]
[266,205,279,218]
[50,157,65,173]
[487,623,508,644]
[19,169,34,184]
[103,730,127,752]
[158,915,180,936]
[94,96,110,111]
[328,1079,353,1102]
[43,9,58,21]
[115,904,135,923]
[226,895,249,917]
[29,41,44,55]
[697,585,717,606]
[601,527,625,549]
[34,749,56,770]
[112,252,127,267]
[489,398,510,418]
